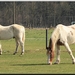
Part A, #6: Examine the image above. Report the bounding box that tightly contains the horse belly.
[0,31,14,40]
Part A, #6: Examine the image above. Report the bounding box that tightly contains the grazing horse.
[0,24,25,55]
[47,24,75,65]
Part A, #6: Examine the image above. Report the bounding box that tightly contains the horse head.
[46,38,54,65]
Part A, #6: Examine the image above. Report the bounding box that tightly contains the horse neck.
[49,28,60,52]
[49,38,56,52]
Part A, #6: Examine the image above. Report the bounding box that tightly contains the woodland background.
[0,1,75,28]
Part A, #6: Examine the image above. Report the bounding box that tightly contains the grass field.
[0,28,75,74]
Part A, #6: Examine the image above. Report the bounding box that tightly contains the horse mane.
[49,38,52,51]
[51,24,63,43]
[49,24,64,51]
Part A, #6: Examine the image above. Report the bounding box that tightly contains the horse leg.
[18,35,24,55]
[64,42,75,64]
[54,44,60,64]
[19,40,24,55]
[0,44,2,55]
[13,39,19,55]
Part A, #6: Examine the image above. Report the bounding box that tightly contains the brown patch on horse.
[50,50,54,62]
[49,38,53,51]
[48,38,55,62]
[57,39,64,45]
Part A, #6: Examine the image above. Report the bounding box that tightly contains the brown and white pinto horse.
[47,24,75,65]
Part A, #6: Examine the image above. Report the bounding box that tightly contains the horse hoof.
[54,62,59,64]
[13,53,15,55]
[13,53,16,55]
[48,62,52,65]
[72,62,75,64]
[21,52,24,55]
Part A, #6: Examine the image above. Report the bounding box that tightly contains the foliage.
[0,2,75,27]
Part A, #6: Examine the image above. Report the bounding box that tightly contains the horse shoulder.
[51,24,64,41]
[52,24,68,45]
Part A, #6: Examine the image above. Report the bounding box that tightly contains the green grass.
[0,28,75,74]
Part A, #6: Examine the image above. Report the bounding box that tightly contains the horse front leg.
[13,40,19,55]
[64,42,75,64]
[54,45,60,64]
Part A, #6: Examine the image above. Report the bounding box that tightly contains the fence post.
[46,28,48,49]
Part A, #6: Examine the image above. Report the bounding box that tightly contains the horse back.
[55,24,75,45]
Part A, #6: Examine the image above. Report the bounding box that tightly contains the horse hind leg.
[19,40,24,55]
[17,35,25,55]
[20,33,25,55]
[13,39,19,55]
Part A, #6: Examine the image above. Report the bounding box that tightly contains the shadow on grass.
[12,62,72,66]
[12,63,48,66]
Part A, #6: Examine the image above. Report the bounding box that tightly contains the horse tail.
[22,27,25,42]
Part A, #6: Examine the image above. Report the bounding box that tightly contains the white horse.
[47,24,75,65]
[0,24,25,55]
